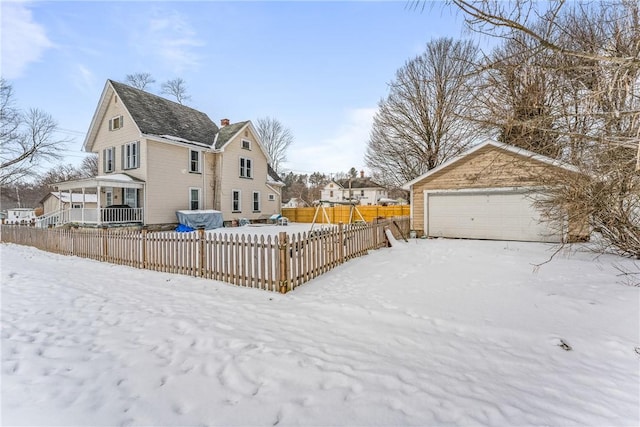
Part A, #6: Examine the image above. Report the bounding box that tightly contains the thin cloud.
[288,107,376,174]
[140,9,205,73]
[1,1,54,79]
[74,63,95,94]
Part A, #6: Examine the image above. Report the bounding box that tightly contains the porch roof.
[53,173,145,191]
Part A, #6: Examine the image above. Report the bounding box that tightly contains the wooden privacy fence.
[282,205,410,224]
[1,217,410,293]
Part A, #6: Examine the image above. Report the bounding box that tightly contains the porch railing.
[35,207,143,228]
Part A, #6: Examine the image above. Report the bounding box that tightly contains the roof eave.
[402,139,580,189]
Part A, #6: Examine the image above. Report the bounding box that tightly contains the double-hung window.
[239,157,252,178]
[122,141,140,169]
[189,150,200,173]
[190,188,201,210]
[103,147,115,173]
[252,191,260,212]
[232,190,241,212]
[109,115,123,131]
[124,188,137,208]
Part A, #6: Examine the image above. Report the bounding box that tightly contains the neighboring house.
[38,192,99,228]
[402,140,588,243]
[320,172,388,205]
[41,192,98,214]
[282,197,308,208]
[46,79,283,228]
[6,208,36,225]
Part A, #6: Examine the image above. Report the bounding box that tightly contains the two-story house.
[42,79,283,228]
[320,172,388,205]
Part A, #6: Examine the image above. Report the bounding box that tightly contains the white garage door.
[426,190,564,242]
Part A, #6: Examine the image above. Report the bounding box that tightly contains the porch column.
[97,184,102,225]
[81,188,86,223]
[69,189,73,224]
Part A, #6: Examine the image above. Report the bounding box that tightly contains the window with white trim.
[239,157,252,178]
[105,189,113,206]
[189,150,201,173]
[109,115,123,130]
[253,191,260,212]
[103,147,115,173]
[268,194,275,201]
[124,188,137,208]
[232,190,241,212]
[190,187,201,210]
[122,141,139,169]
[71,203,82,209]
[241,139,251,150]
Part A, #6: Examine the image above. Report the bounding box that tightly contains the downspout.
[202,151,206,209]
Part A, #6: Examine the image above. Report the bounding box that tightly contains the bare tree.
[450,0,639,154]
[255,116,294,173]
[474,32,564,158]
[125,72,156,91]
[78,154,98,178]
[448,0,640,257]
[36,164,83,186]
[365,37,485,188]
[1,79,68,185]
[161,78,191,105]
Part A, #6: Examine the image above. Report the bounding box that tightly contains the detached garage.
[403,140,586,243]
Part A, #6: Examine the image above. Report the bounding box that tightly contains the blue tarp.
[176,210,223,230]
[175,224,195,233]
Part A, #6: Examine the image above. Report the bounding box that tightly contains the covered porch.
[37,174,146,228]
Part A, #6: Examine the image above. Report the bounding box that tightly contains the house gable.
[83,84,142,155]
[83,80,219,154]
[403,140,577,190]
[215,121,273,165]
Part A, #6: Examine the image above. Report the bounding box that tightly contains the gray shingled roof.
[267,164,284,184]
[109,80,219,146]
[337,177,383,189]
[214,121,248,149]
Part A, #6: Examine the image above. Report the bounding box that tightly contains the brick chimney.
[220,118,230,127]
[360,170,364,178]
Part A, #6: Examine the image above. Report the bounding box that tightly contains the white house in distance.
[5,208,36,225]
[282,197,308,208]
[320,172,388,205]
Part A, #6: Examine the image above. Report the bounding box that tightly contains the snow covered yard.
[1,237,638,426]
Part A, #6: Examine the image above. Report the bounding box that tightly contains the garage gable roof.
[402,140,579,190]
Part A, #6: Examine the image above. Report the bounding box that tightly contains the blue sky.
[2,0,469,176]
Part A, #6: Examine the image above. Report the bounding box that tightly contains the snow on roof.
[151,134,211,148]
[93,173,141,182]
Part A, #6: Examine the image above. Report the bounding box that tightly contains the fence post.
[198,228,205,277]
[278,231,289,293]
[141,228,148,269]
[102,226,108,261]
[338,222,344,264]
